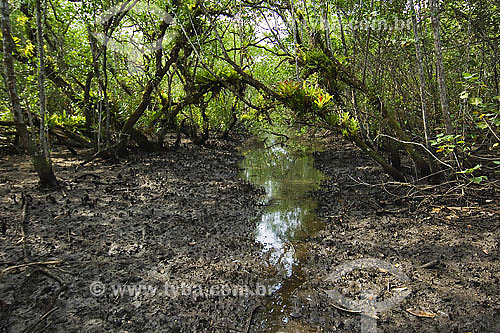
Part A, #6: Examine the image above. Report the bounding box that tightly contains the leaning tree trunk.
[1,0,58,187]
[319,45,433,178]
[121,40,182,141]
[430,0,453,135]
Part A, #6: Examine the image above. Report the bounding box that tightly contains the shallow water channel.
[240,135,326,330]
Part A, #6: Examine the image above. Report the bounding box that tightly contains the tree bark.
[35,0,49,157]
[120,9,180,138]
[1,0,57,187]
[410,0,430,147]
[319,46,432,177]
[121,42,182,136]
[83,70,94,132]
[87,24,104,149]
[351,135,405,182]
[361,0,374,85]
[321,0,331,52]
[102,35,110,147]
[430,0,453,135]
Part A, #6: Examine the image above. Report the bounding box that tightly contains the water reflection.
[240,137,325,279]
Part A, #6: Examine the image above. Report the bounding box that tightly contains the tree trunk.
[351,135,405,182]
[430,0,453,135]
[35,0,49,157]
[321,0,331,52]
[318,45,433,177]
[87,24,104,149]
[121,42,182,136]
[361,0,374,84]
[1,0,57,187]
[410,0,430,147]
[102,36,111,147]
[83,70,95,133]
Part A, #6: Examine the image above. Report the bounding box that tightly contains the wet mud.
[0,133,498,332]
[285,136,500,333]
[1,135,269,332]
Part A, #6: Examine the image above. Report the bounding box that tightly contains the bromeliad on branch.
[314,93,332,109]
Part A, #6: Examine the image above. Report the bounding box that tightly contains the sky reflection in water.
[240,138,325,279]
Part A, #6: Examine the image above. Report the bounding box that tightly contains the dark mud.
[1,133,499,332]
[278,136,500,332]
[0,135,273,332]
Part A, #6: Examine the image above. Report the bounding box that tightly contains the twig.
[245,303,263,333]
[263,142,283,150]
[35,267,65,285]
[469,154,500,161]
[419,260,439,269]
[329,301,363,314]
[22,269,67,333]
[22,307,59,333]
[19,192,30,261]
[482,117,500,142]
[0,260,63,278]
[377,134,455,170]
[268,131,290,140]
[212,325,242,332]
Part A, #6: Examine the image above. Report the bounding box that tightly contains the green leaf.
[476,122,488,129]
[470,176,487,184]
[470,97,483,106]
[457,164,481,174]
[463,72,478,81]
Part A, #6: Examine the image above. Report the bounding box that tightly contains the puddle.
[240,135,326,330]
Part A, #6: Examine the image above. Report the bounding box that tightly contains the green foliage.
[430,134,463,156]
[276,80,301,97]
[1,0,497,186]
[470,175,488,184]
[48,111,86,129]
[195,67,240,91]
[460,72,500,134]
[455,164,489,184]
[457,164,482,174]
[272,77,358,138]
[302,48,337,80]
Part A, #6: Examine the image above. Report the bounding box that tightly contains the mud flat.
[1,133,498,332]
[0,134,271,332]
[292,135,500,332]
